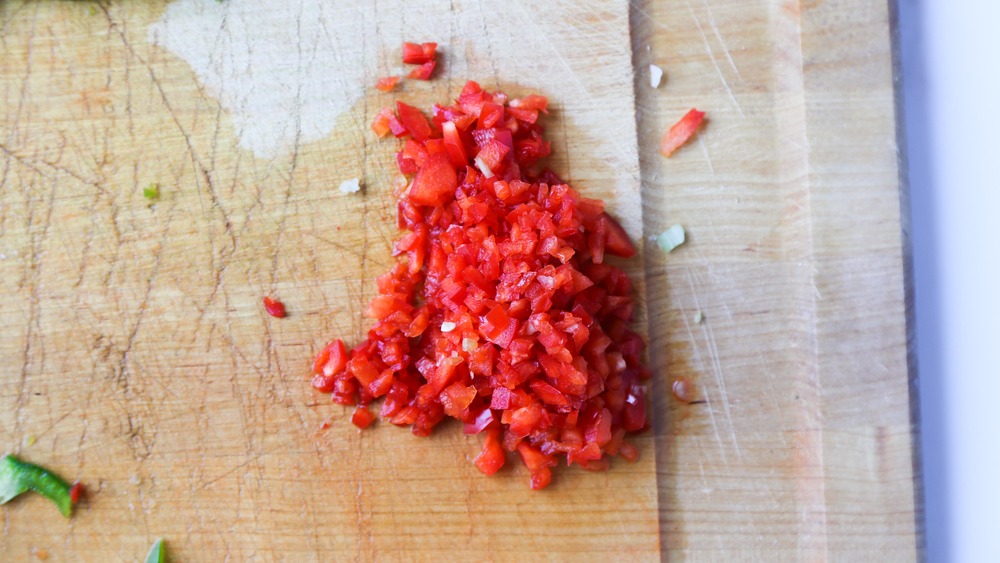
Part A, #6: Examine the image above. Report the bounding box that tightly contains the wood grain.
[632,0,920,559]
[0,0,919,560]
[0,1,657,561]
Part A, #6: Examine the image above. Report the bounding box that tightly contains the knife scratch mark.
[701,0,744,80]
[685,0,745,118]
[200,446,280,488]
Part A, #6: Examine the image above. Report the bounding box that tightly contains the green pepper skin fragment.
[145,538,166,563]
[0,454,74,517]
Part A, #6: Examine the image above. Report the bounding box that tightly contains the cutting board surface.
[0,0,919,560]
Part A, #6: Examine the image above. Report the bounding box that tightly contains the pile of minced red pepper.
[311,49,650,489]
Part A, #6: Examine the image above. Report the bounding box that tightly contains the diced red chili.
[262,296,286,318]
[402,42,437,64]
[474,427,505,475]
[475,139,510,176]
[69,481,84,505]
[370,106,395,138]
[478,101,504,129]
[313,339,348,377]
[375,76,401,92]
[396,101,433,142]
[407,152,458,206]
[351,406,376,429]
[509,94,548,112]
[407,61,436,80]
[311,81,649,490]
[441,121,468,168]
[506,106,538,124]
[599,213,637,258]
[660,108,705,157]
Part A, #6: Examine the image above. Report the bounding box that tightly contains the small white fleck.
[338,178,361,194]
[656,224,686,254]
[440,321,456,333]
[694,311,704,324]
[462,337,478,352]
[649,64,664,88]
[474,156,494,178]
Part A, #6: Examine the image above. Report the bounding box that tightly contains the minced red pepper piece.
[395,101,433,142]
[402,42,437,64]
[319,81,649,489]
[370,106,395,138]
[407,61,436,80]
[262,296,286,318]
[375,75,401,92]
[660,108,705,157]
[351,406,376,429]
[69,481,84,505]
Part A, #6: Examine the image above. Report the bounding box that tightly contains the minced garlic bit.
[656,224,686,254]
[440,321,456,333]
[338,178,361,194]
[649,64,664,88]
[462,337,478,352]
[693,311,704,324]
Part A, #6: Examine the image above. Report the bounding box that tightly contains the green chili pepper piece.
[0,454,73,517]
[144,538,166,563]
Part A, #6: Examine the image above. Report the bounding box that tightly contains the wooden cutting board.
[0,0,919,560]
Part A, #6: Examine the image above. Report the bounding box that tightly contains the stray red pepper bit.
[407,61,436,80]
[351,406,376,429]
[401,41,437,64]
[375,75,401,92]
[313,81,649,490]
[69,481,84,505]
[660,108,705,157]
[370,106,392,137]
[262,296,286,318]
